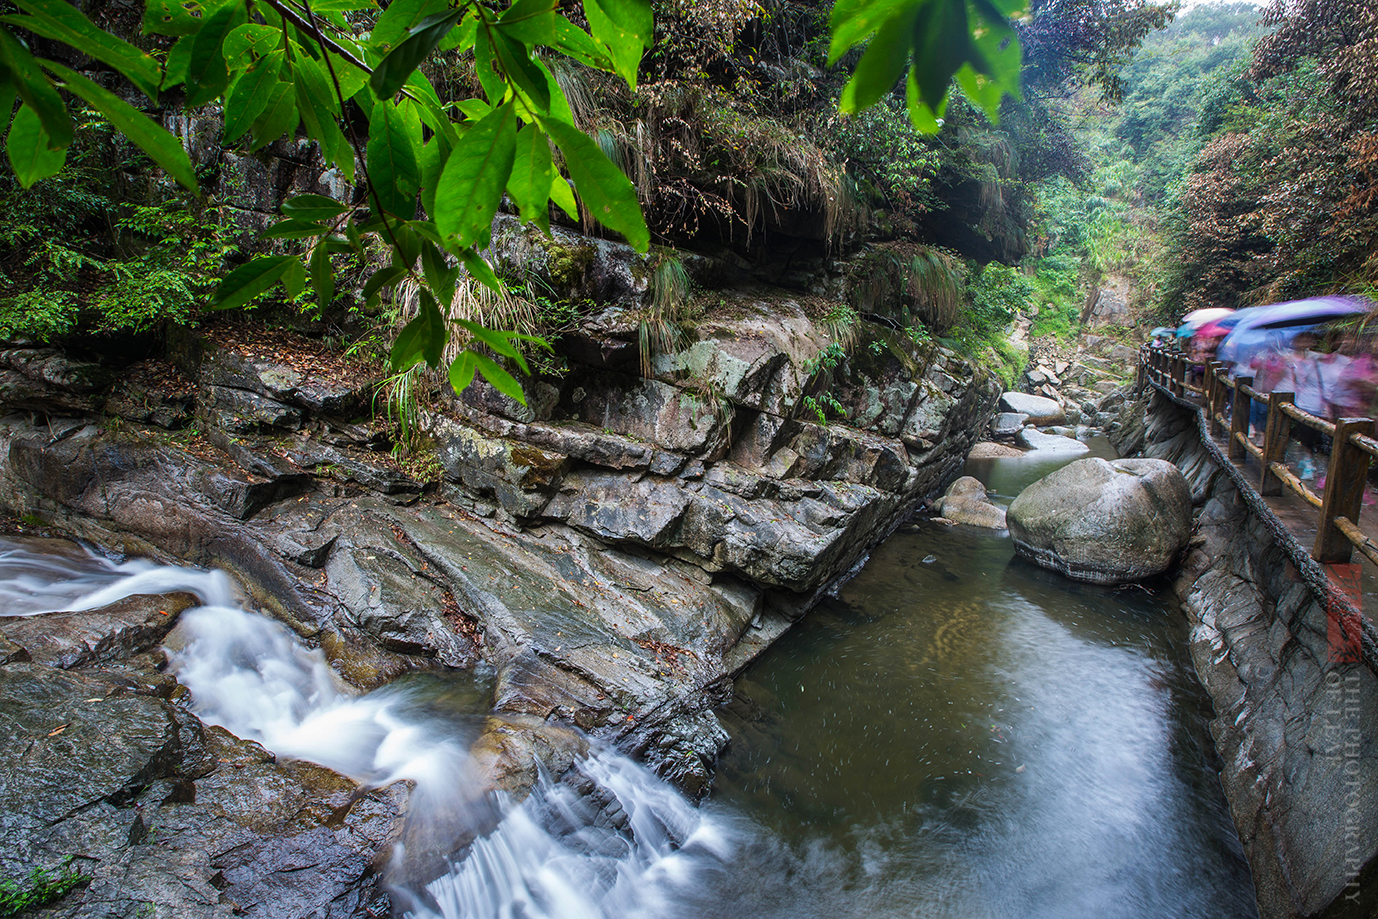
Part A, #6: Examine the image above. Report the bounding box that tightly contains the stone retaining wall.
[1140,388,1378,919]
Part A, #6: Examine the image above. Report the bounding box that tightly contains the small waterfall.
[0,538,223,616]
[0,537,739,918]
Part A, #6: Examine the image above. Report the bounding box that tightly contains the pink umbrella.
[1195,319,1233,338]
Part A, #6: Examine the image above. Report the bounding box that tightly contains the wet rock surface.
[0,295,1000,802]
[1006,457,1192,584]
[0,602,402,919]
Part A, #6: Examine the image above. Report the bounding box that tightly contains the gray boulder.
[935,476,1006,529]
[1015,428,1090,454]
[1006,457,1192,584]
[999,392,1065,425]
[992,412,1028,437]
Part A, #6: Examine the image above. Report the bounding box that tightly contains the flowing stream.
[0,438,1258,917]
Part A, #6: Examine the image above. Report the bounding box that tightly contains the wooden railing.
[1139,344,1378,569]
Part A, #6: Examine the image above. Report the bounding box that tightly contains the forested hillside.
[1058,0,1377,323]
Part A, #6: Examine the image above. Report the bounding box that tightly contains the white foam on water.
[0,538,740,919]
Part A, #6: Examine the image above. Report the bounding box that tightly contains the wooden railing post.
[1208,362,1226,435]
[1315,417,1376,563]
[1260,391,1295,496]
[1171,352,1185,397]
[1230,375,1253,461]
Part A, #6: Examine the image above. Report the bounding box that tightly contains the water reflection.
[711,440,1257,919]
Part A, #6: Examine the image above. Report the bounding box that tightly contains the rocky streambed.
[0,288,1005,914]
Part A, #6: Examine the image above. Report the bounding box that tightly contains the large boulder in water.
[1006,458,1192,584]
[999,392,1064,425]
[1015,427,1090,454]
[935,476,1006,529]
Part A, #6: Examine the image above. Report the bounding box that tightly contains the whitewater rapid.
[0,538,737,919]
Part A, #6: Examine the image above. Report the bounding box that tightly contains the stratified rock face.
[935,476,1006,529]
[999,392,1065,425]
[1006,457,1192,584]
[0,291,1001,800]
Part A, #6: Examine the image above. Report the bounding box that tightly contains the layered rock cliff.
[0,280,1000,797]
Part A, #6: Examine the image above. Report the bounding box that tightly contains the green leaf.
[42,60,197,190]
[472,27,505,104]
[497,0,558,45]
[448,350,478,395]
[827,0,910,64]
[468,350,527,403]
[489,27,550,112]
[283,193,349,221]
[211,256,297,311]
[143,0,222,36]
[370,0,448,51]
[582,0,651,89]
[367,99,422,216]
[907,0,972,112]
[6,103,66,187]
[0,25,71,149]
[551,18,612,70]
[2,0,161,100]
[283,259,307,299]
[250,80,297,149]
[404,70,455,141]
[223,22,281,69]
[363,264,407,299]
[371,7,464,99]
[390,291,447,371]
[344,219,365,256]
[291,50,339,117]
[507,121,552,226]
[455,318,529,372]
[185,0,247,107]
[162,35,193,89]
[390,219,422,268]
[312,0,378,11]
[224,50,282,143]
[440,9,476,52]
[422,242,461,306]
[542,116,648,251]
[434,101,517,249]
[838,1,919,114]
[550,173,577,219]
[330,49,370,99]
[533,57,575,126]
[904,65,946,132]
[459,248,504,293]
[418,127,453,217]
[293,54,354,181]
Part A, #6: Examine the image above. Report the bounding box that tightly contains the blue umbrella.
[1217,326,1305,370]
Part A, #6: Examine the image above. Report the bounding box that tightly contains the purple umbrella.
[1216,297,1371,370]
[1233,296,1369,332]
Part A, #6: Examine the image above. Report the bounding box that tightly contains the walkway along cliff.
[1126,374,1378,919]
